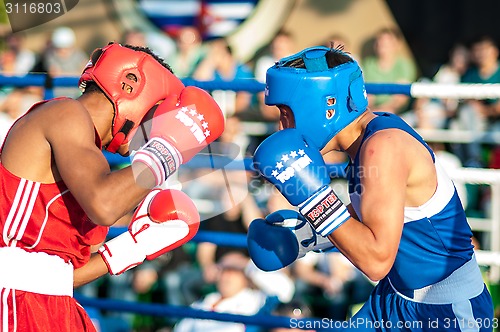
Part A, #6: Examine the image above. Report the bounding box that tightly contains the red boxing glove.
[132,86,225,186]
[99,189,200,275]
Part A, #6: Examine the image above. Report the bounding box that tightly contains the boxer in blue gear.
[247,46,494,331]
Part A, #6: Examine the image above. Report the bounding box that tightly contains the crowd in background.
[1,25,500,332]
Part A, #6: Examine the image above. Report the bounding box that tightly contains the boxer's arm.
[46,100,151,226]
[73,253,109,288]
[326,131,408,281]
[346,204,359,220]
[75,188,200,285]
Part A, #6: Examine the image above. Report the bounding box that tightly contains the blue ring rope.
[75,294,337,331]
[0,74,412,99]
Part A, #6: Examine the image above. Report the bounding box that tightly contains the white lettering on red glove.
[132,86,225,187]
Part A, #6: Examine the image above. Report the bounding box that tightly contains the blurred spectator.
[32,26,88,98]
[122,29,175,61]
[459,35,500,129]
[362,27,417,114]
[45,27,88,77]
[193,38,254,116]
[435,43,471,85]
[451,35,500,167]
[293,252,373,321]
[254,29,296,84]
[130,262,169,332]
[168,26,207,78]
[412,44,471,130]
[0,32,36,76]
[195,187,262,287]
[243,30,296,156]
[173,251,294,332]
[122,29,147,47]
[253,30,296,120]
[0,89,41,145]
[159,245,200,306]
[0,32,41,143]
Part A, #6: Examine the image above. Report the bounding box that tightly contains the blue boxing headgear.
[265,46,368,150]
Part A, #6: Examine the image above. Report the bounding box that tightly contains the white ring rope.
[476,250,500,267]
[411,82,500,99]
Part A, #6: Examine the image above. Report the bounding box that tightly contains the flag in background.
[137,0,259,40]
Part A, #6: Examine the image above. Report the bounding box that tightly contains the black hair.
[281,48,354,69]
[122,44,175,73]
[82,81,102,94]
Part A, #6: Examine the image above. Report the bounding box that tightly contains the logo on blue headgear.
[265,46,368,150]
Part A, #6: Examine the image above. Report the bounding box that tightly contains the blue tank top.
[346,112,474,292]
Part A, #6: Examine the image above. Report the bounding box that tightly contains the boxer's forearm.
[73,253,109,288]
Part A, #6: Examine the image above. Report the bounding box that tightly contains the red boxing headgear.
[79,43,185,152]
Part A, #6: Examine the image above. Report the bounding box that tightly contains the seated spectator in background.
[293,252,373,321]
[450,36,500,167]
[0,32,41,143]
[244,30,296,155]
[460,35,500,129]
[195,188,263,288]
[434,43,471,85]
[254,30,296,84]
[362,27,417,114]
[45,26,88,77]
[0,88,41,145]
[321,33,356,60]
[32,26,88,98]
[122,29,147,47]
[122,29,175,61]
[130,262,169,332]
[168,26,207,78]
[412,43,470,130]
[193,38,254,116]
[0,32,36,76]
[173,251,294,332]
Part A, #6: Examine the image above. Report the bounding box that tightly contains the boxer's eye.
[126,73,138,82]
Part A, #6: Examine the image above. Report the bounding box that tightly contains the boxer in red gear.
[0,43,225,331]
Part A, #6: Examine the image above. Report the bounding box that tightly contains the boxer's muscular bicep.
[45,102,113,214]
[358,131,408,264]
[46,101,144,225]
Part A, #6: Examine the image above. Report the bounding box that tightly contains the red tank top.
[0,99,108,268]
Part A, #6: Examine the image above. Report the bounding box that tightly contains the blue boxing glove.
[253,129,350,237]
[247,209,337,271]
